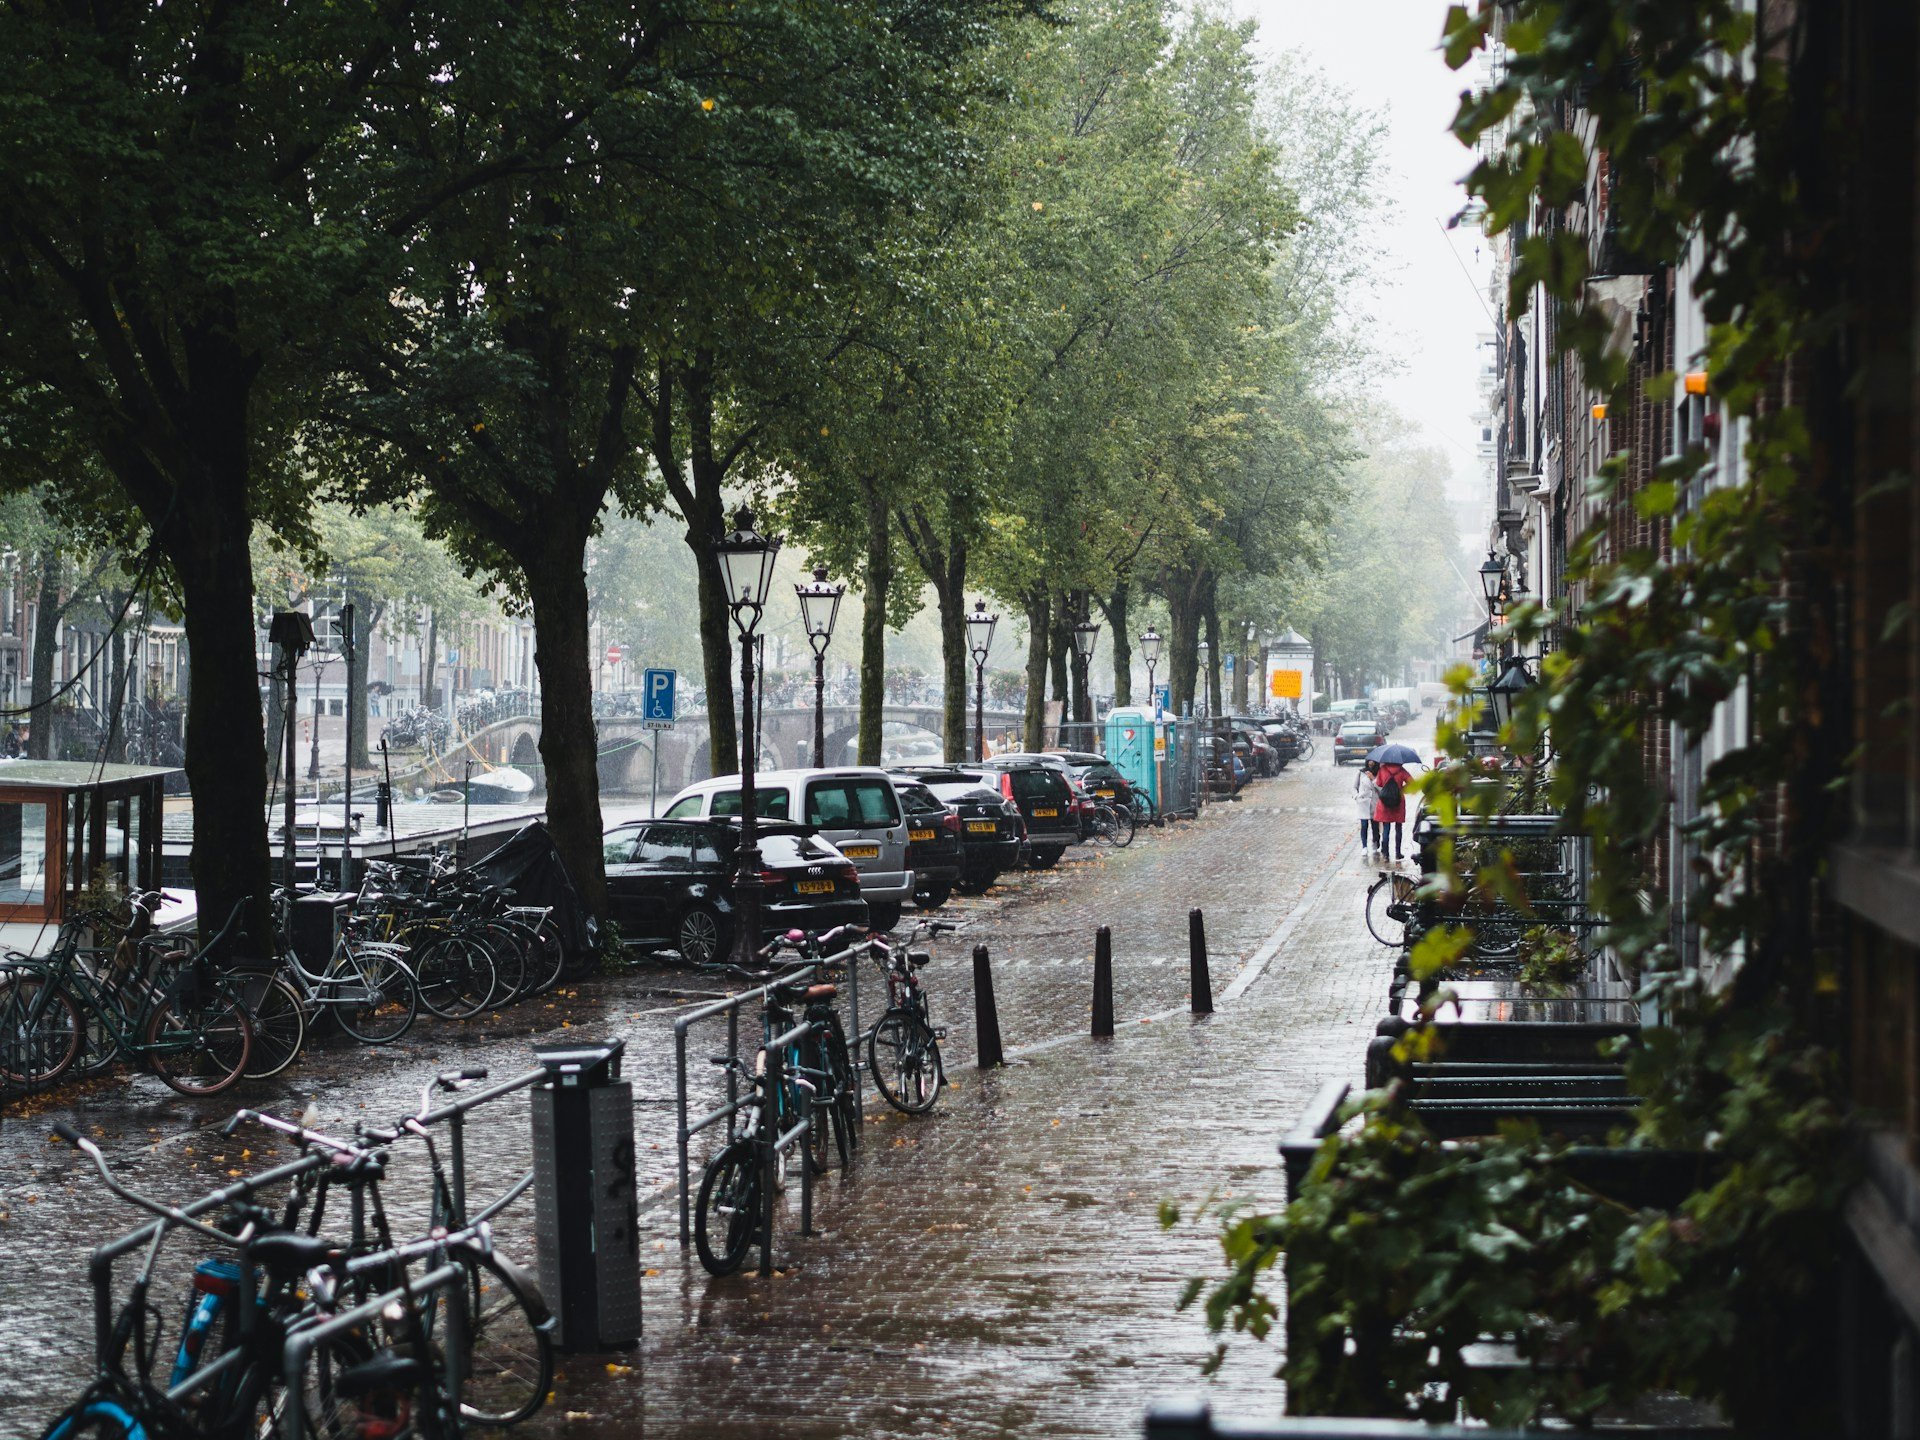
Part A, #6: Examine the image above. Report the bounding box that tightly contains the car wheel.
[913,883,952,910]
[676,905,730,966]
[1028,846,1063,870]
[868,903,903,933]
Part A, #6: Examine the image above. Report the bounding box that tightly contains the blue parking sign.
[643,667,677,729]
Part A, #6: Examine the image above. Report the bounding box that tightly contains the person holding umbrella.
[1354,759,1381,853]
[1368,742,1420,860]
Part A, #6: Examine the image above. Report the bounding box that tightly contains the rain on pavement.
[0,734,1419,1438]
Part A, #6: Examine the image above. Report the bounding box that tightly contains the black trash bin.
[530,1039,642,1351]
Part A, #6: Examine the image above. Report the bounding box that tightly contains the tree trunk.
[1022,590,1049,751]
[105,601,128,763]
[27,557,60,760]
[1166,570,1204,716]
[938,540,968,761]
[1100,583,1132,708]
[346,595,380,769]
[421,608,440,709]
[176,532,275,953]
[857,481,891,766]
[1205,604,1223,718]
[526,545,608,922]
[1048,599,1070,712]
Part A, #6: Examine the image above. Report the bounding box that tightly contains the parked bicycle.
[866,917,953,1114]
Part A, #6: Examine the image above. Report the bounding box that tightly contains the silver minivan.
[661,767,915,927]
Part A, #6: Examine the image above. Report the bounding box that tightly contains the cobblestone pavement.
[0,727,1422,1436]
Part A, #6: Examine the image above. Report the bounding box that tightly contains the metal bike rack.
[277,1260,469,1440]
[671,949,863,1248]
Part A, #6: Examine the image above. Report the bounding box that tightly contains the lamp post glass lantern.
[1197,639,1210,718]
[796,565,844,768]
[714,508,781,963]
[1487,653,1534,732]
[1071,619,1099,730]
[1139,626,1163,712]
[967,599,998,762]
[1479,550,1507,612]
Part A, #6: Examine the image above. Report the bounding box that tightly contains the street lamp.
[1196,639,1210,719]
[1478,550,1508,613]
[795,564,844,767]
[1071,618,1100,728]
[967,599,998,762]
[713,507,781,964]
[1486,652,1535,731]
[1139,625,1163,712]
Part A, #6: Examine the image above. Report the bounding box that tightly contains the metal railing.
[1144,1402,1726,1439]
[671,949,864,1249]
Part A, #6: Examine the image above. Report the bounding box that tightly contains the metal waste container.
[530,1039,641,1351]
[288,892,351,969]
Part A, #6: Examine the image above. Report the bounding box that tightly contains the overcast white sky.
[1234,0,1495,518]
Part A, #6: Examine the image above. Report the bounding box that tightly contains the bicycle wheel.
[1107,804,1136,847]
[479,924,530,1005]
[422,1250,553,1427]
[332,947,418,1045]
[414,937,496,1020]
[143,989,253,1096]
[1364,876,1413,948]
[237,971,308,1079]
[820,1013,857,1163]
[42,1394,143,1438]
[694,1139,762,1277]
[0,970,82,1087]
[297,1329,406,1440]
[869,1008,942,1114]
[521,918,566,997]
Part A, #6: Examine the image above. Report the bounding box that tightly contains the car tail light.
[839,864,861,884]
[943,812,960,834]
[757,868,786,888]
[999,772,1015,801]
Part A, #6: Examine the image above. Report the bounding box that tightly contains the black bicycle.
[867,917,954,1114]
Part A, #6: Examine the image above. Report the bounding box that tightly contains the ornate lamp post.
[967,599,998,762]
[1071,618,1100,728]
[1196,639,1210,719]
[1139,625,1163,713]
[795,565,844,767]
[1478,550,1508,613]
[714,507,782,963]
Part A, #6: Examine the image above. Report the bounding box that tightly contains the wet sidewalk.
[0,741,1410,1437]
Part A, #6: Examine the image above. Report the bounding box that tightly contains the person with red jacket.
[1373,760,1412,860]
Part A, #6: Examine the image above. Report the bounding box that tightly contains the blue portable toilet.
[1105,706,1160,808]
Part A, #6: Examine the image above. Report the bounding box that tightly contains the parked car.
[1224,718,1279,775]
[1260,719,1303,765]
[662,767,915,930]
[1046,750,1139,814]
[1333,719,1385,766]
[601,818,866,965]
[894,778,964,909]
[886,765,1024,893]
[979,755,1083,867]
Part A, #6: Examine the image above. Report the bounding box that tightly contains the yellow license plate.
[795,879,833,895]
[1032,807,1058,818]
[966,820,997,833]
[841,844,879,859]
[1096,789,1115,798]
[910,828,936,842]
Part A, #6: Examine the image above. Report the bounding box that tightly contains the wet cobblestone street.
[0,736,1413,1437]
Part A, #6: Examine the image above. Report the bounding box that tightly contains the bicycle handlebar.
[225,1108,374,1162]
[50,1126,253,1247]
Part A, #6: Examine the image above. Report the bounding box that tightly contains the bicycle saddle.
[251,1231,344,1277]
[906,950,932,970]
[333,1350,428,1399]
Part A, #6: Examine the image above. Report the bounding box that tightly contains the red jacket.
[1373,763,1411,823]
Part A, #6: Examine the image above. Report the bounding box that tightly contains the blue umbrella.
[1366,743,1421,766]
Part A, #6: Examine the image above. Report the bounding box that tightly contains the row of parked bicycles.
[42,1071,551,1440]
[0,853,569,1098]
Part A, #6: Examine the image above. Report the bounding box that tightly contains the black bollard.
[1092,926,1115,1037]
[1188,907,1213,1015]
[973,944,1004,1068]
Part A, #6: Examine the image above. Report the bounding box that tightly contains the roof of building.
[0,760,183,790]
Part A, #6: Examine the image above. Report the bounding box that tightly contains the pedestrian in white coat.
[1355,760,1381,853]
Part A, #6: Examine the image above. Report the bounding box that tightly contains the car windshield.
[708,789,791,820]
[928,782,997,804]
[897,783,945,815]
[1340,723,1378,739]
[758,833,844,865]
[804,778,901,827]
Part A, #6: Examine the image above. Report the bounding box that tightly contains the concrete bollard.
[1092,925,1115,1037]
[972,944,1004,1068]
[1189,907,1213,1015]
